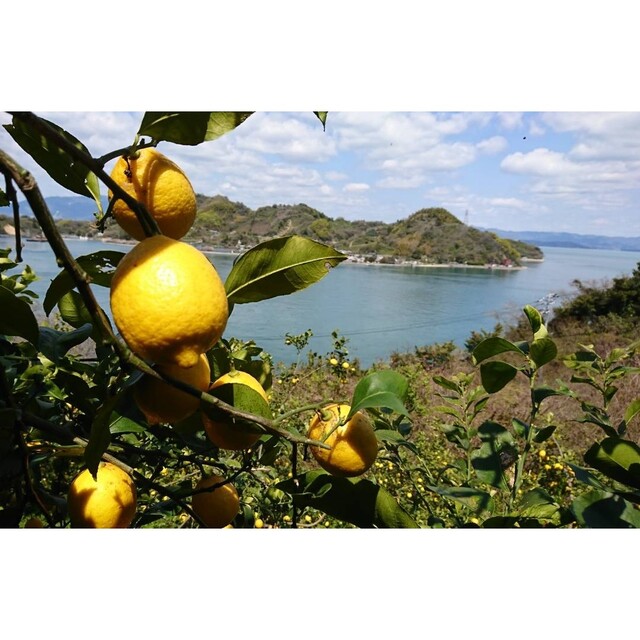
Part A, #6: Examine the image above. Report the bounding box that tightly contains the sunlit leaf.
[472,336,524,365]
[4,116,102,212]
[529,337,558,369]
[225,235,347,304]
[584,437,640,490]
[348,370,409,419]
[572,489,640,528]
[138,112,253,145]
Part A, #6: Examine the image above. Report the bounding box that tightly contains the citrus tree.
[0,111,417,528]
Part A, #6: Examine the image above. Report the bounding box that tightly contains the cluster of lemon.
[66,149,263,528]
[64,148,379,529]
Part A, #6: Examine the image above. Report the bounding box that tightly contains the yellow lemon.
[134,353,211,425]
[67,462,137,528]
[203,370,268,450]
[191,474,240,528]
[110,235,228,368]
[108,148,197,240]
[308,404,378,477]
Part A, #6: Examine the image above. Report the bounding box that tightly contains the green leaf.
[277,470,419,528]
[480,360,519,393]
[314,112,328,129]
[432,375,461,393]
[44,251,125,315]
[84,397,118,477]
[0,188,9,207]
[138,112,253,145]
[572,489,640,528]
[57,290,110,343]
[568,463,611,491]
[202,381,272,437]
[471,421,516,490]
[0,285,39,344]
[532,386,565,405]
[426,485,494,513]
[38,324,92,364]
[523,305,547,339]
[348,370,409,419]
[225,235,347,304]
[529,337,558,369]
[472,336,524,365]
[533,425,557,443]
[4,116,102,212]
[519,488,562,522]
[624,398,640,426]
[108,411,147,435]
[584,437,640,490]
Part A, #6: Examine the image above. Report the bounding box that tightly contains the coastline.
[11,234,540,271]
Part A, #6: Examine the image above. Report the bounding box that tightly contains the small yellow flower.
[329,357,338,366]
[554,462,563,470]
[469,517,479,525]
[406,492,413,499]
[304,514,312,523]
[544,464,552,471]
[342,361,350,370]
[283,514,291,522]
[254,518,264,529]
[538,450,547,459]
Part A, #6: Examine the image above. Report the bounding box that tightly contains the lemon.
[67,462,137,528]
[308,403,378,477]
[191,474,240,528]
[203,370,268,450]
[108,148,197,240]
[110,235,228,368]
[134,353,211,425]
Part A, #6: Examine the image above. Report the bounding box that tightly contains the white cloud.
[343,182,370,192]
[477,136,507,154]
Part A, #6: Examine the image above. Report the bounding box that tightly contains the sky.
[2,110,640,237]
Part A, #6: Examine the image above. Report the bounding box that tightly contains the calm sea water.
[3,236,640,366]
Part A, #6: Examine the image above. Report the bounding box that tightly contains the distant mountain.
[11,196,107,221]
[487,228,640,252]
[1,194,543,266]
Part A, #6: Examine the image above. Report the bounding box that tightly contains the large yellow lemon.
[67,462,137,528]
[110,235,228,368]
[202,370,268,450]
[191,474,240,528]
[134,353,211,425]
[108,148,197,240]
[308,403,378,477]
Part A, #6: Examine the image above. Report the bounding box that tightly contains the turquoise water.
[2,236,640,366]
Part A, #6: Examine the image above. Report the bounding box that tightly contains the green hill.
[1,195,543,266]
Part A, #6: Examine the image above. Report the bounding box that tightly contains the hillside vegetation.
[1,196,543,266]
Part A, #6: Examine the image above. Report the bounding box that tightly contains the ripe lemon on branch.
[191,474,240,528]
[308,403,378,477]
[203,370,268,450]
[108,148,197,240]
[134,353,211,425]
[67,462,137,528]
[110,235,228,368]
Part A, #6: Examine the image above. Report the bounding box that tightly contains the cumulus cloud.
[343,182,370,192]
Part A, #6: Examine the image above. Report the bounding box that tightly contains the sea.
[2,236,640,367]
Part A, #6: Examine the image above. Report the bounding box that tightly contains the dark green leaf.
[572,489,640,528]
[512,417,529,439]
[432,375,461,393]
[0,285,39,344]
[44,251,124,315]
[529,337,558,369]
[4,116,102,211]
[426,485,494,513]
[471,421,516,490]
[57,290,110,343]
[38,324,92,364]
[533,425,557,443]
[277,470,418,528]
[348,370,409,418]
[84,397,118,476]
[225,235,347,304]
[472,337,524,365]
[480,360,519,393]
[109,411,148,435]
[584,437,640,490]
[138,112,253,145]
[519,488,562,521]
[314,112,328,129]
[0,188,9,207]
[532,386,565,405]
[568,463,611,491]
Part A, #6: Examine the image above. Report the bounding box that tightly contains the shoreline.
[11,234,541,271]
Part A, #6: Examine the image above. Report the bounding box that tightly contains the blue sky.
[2,111,639,236]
